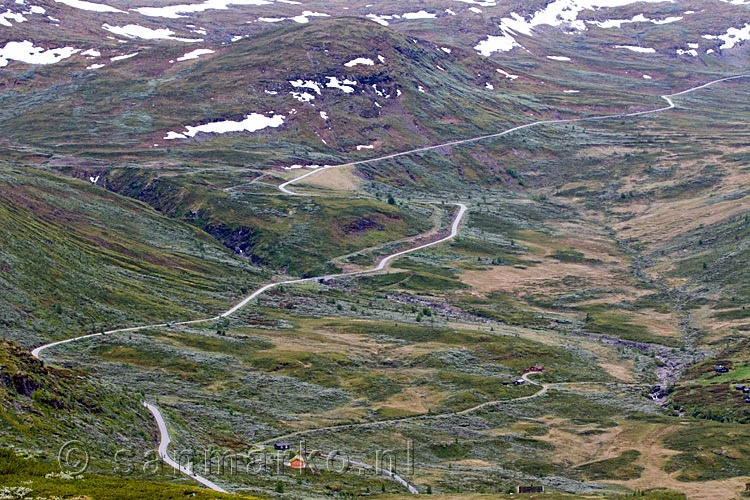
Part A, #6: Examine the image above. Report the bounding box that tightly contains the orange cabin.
[289,455,305,469]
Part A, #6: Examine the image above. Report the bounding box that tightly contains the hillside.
[0,165,259,346]
[0,339,154,470]
[2,18,543,164]
[0,447,254,500]
[1,1,750,499]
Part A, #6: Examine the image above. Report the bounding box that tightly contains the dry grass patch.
[615,194,750,250]
[536,424,619,466]
[380,386,448,414]
[598,361,635,383]
[627,310,682,339]
[602,423,750,500]
[301,164,361,192]
[459,261,626,295]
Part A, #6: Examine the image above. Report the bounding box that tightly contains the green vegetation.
[455,295,548,327]
[576,450,643,480]
[671,339,750,423]
[2,8,750,499]
[550,248,601,264]
[359,270,469,291]
[580,304,681,347]
[106,168,429,276]
[0,449,253,500]
[663,423,750,481]
[0,340,153,473]
[0,167,258,346]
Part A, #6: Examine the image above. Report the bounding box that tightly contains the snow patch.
[103,24,203,42]
[475,0,673,56]
[289,79,321,94]
[402,10,437,19]
[291,92,315,103]
[0,41,79,67]
[110,52,139,62]
[257,10,328,23]
[676,48,697,56]
[588,13,681,28]
[702,23,750,49]
[614,45,656,53]
[372,84,392,98]
[496,68,519,79]
[451,0,496,5]
[0,10,26,26]
[54,0,124,13]
[176,48,214,61]
[366,13,396,26]
[474,33,520,56]
[165,113,284,139]
[652,16,682,24]
[547,55,571,61]
[356,144,374,150]
[135,0,271,18]
[344,57,374,67]
[326,76,356,93]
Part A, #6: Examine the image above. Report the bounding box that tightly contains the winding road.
[30,74,749,495]
[256,371,549,446]
[143,402,229,493]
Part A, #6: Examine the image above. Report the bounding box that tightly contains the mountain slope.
[1,18,572,164]
[0,166,258,347]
